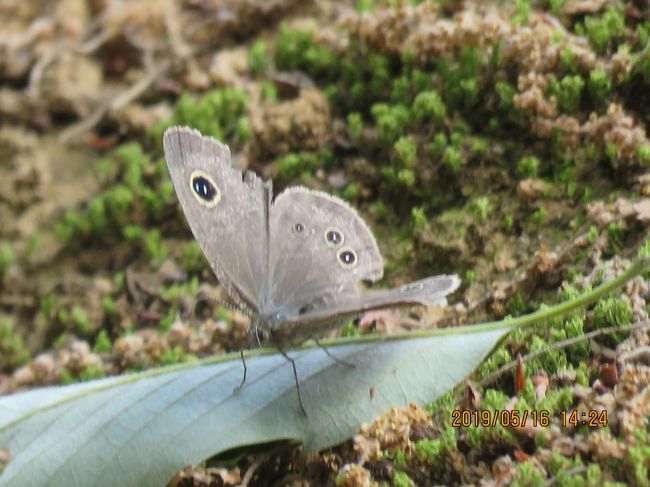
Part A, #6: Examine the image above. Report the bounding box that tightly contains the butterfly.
[163,126,460,413]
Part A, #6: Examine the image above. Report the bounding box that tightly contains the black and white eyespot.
[190,170,220,207]
[324,227,344,247]
[337,247,357,269]
[293,222,305,233]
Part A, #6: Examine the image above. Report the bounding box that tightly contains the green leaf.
[0,328,507,487]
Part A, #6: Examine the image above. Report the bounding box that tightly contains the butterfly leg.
[314,339,356,369]
[278,349,308,416]
[233,350,247,394]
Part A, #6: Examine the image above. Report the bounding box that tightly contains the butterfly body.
[163,126,460,351]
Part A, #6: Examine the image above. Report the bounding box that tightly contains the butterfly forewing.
[163,127,271,312]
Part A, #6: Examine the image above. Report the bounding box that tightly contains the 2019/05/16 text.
[451,409,609,428]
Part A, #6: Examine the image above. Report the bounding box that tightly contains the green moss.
[472,197,491,223]
[531,207,547,225]
[355,0,374,13]
[247,40,268,76]
[437,46,483,109]
[71,306,91,335]
[277,153,302,179]
[412,90,446,123]
[639,240,650,279]
[637,144,650,165]
[152,87,248,144]
[559,45,576,72]
[517,155,540,178]
[60,368,75,385]
[395,136,417,167]
[0,243,13,276]
[627,427,650,486]
[388,449,408,466]
[396,169,415,187]
[274,25,337,80]
[411,207,427,231]
[546,0,566,16]
[605,142,618,166]
[391,69,433,105]
[549,74,585,114]
[536,385,573,415]
[450,130,464,147]
[564,314,589,359]
[0,318,30,369]
[503,214,514,230]
[428,133,447,155]
[371,103,410,143]
[115,142,148,191]
[40,295,57,318]
[606,221,625,253]
[373,200,389,219]
[53,332,71,350]
[79,364,105,381]
[479,345,512,377]
[181,241,207,274]
[260,81,278,101]
[442,146,462,173]
[343,183,359,200]
[144,230,167,265]
[340,321,359,337]
[93,329,113,354]
[586,225,598,244]
[482,388,510,411]
[547,451,582,478]
[276,150,332,182]
[578,7,625,54]
[122,224,144,244]
[465,389,515,449]
[507,292,526,316]
[495,81,516,111]
[464,269,475,284]
[392,470,414,487]
[86,197,108,236]
[162,276,200,301]
[347,112,363,139]
[633,35,650,83]
[159,306,176,331]
[55,210,89,244]
[61,364,106,384]
[593,296,632,329]
[415,428,456,464]
[510,461,545,487]
[513,0,532,26]
[159,345,198,366]
[24,233,42,257]
[528,334,568,374]
[94,156,116,180]
[587,69,612,106]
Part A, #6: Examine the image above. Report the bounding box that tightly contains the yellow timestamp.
[451,409,550,428]
[560,409,608,427]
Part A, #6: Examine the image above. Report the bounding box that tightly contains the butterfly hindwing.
[267,187,383,317]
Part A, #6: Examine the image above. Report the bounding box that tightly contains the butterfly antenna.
[278,349,307,417]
